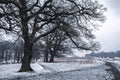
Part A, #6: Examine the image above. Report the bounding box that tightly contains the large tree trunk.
[18,0,33,72]
[19,42,33,72]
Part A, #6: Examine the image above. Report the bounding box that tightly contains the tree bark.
[19,42,33,72]
[18,0,34,72]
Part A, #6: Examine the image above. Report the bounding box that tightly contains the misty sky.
[95,0,120,52]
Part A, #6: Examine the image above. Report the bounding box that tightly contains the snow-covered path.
[16,64,113,80]
[105,62,120,80]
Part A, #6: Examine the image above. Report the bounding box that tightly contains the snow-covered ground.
[0,58,114,80]
[39,59,104,72]
[0,63,49,80]
[108,60,120,72]
[20,65,113,80]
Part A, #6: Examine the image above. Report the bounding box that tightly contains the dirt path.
[105,62,120,80]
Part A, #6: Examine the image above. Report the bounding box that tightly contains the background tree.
[13,39,24,63]
[0,0,106,72]
[85,51,120,58]
[43,26,68,62]
[0,41,13,63]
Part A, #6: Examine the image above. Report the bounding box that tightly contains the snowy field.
[108,60,120,72]
[0,58,115,80]
[0,63,49,80]
[20,64,113,80]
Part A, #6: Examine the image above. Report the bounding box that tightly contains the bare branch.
[34,26,57,43]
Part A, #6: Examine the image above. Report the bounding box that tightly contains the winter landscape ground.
[0,58,120,80]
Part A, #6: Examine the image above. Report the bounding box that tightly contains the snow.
[108,60,120,72]
[0,58,114,80]
[39,59,104,72]
[19,63,113,80]
[109,60,120,65]
[0,63,46,79]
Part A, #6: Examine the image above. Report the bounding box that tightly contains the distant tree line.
[0,40,23,63]
[85,51,120,58]
[0,38,73,64]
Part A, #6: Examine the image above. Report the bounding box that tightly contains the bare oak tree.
[0,0,105,72]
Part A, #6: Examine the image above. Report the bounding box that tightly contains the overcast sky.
[95,0,120,52]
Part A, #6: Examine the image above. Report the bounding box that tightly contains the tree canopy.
[0,0,106,72]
